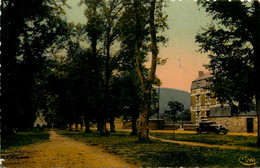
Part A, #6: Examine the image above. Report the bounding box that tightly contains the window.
[206,111,210,117]
[206,93,211,104]
[197,95,200,104]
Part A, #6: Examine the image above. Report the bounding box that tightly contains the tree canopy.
[196,0,260,146]
[164,101,184,122]
[2,0,169,143]
[2,0,68,135]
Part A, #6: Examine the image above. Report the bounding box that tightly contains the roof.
[194,72,213,81]
[191,71,213,90]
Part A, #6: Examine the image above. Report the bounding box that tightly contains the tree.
[196,0,260,146]
[178,109,191,121]
[119,0,168,142]
[164,101,184,122]
[82,0,105,134]
[134,0,168,142]
[119,72,142,135]
[1,0,67,136]
[81,0,125,136]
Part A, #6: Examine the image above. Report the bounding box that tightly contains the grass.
[57,130,260,167]
[150,132,258,147]
[1,128,50,151]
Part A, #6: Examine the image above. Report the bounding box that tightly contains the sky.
[65,0,212,92]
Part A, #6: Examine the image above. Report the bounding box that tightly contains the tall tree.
[120,72,142,135]
[101,0,125,135]
[119,0,168,141]
[1,0,67,135]
[196,0,260,146]
[82,0,105,134]
[134,0,168,142]
[82,0,125,135]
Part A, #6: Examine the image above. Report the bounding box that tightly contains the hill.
[156,88,191,116]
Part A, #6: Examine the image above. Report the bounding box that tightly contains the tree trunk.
[68,123,72,131]
[100,118,109,136]
[100,25,112,136]
[96,120,100,131]
[110,117,116,132]
[135,0,158,142]
[85,118,92,133]
[256,94,260,146]
[130,111,138,135]
[138,90,151,142]
[75,122,78,131]
[254,1,260,147]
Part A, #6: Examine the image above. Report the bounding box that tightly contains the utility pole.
[157,85,160,129]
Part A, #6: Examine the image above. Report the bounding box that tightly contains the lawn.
[57,130,260,167]
[149,132,258,147]
[1,128,50,151]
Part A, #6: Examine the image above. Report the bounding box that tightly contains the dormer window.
[196,81,200,88]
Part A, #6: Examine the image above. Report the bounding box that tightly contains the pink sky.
[154,1,212,92]
[155,47,209,92]
[66,0,212,93]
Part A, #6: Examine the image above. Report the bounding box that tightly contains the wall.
[210,107,231,117]
[164,124,180,130]
[191,111,196,122]
[207,116,257,133]
[123,120,165,130]
[106,122,124,130]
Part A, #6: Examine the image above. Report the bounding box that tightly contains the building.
[190,71,258,133]
[190,71,217,123]
[207,106,257,133]
[34,109,47,129]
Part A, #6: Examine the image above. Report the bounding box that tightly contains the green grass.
[150,132,258,147]
[1,128,50,151]
[57,130,260,167]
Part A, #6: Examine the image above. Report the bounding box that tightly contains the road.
[2,131,136,167]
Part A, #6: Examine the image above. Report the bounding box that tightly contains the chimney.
[199,71,204,77]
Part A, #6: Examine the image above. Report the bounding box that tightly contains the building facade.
[190,71,258,133]
[190,71,217,123]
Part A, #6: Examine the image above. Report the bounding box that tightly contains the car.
[196,121,228,134]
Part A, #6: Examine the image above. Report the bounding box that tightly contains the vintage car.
[196,121,228,134]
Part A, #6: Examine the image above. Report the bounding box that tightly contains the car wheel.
[196,128,201,134]
[215,130,220,134]
[224,130,228,134]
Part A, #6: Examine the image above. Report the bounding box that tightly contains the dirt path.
[2,131,136,167]
[149,136,260,152]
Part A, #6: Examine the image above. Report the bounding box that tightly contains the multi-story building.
[190,71,258,133]
[190,71,217,123]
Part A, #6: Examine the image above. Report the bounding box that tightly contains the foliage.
[164,101,184,121]
[2,0,168,140]
[42,30,102,129]
[196,1,256,112]
[1,129,50,151]
[1,0,68,135]
[178,109,191,121]
[196,0,260,146]
[118,0,168,141]
[57,130,260,167]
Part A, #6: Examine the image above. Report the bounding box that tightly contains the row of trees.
[2,0,168,142]
[2,0,68,135]
[3,0,260,146]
